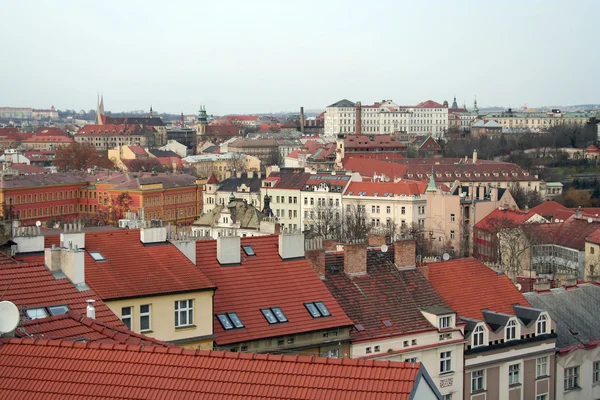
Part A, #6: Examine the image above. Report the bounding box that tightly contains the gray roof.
[482,310,512,333]
[327,99,355,108]
[193,199,267,229]
[513,305,543,328]
[218,173,263,193]
[524,284,600,348]
[421,305,455,316]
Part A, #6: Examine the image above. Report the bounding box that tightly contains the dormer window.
[506,319,517,341]
[536,314,548,335]
[472,325,485,347]
[439,316,452,329]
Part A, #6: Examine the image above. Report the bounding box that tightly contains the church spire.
[150,105,153,118]
[95,94,105,125]
[451,96,458,109]
[426,168,437,192]
[473,96,479,114]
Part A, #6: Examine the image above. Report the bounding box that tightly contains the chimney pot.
[86,299,96,319]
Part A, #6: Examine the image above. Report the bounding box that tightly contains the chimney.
[472,149,478,163]
[343,240,367,275]
[60,222,85,249]
[533,279,550,292]
[217,235,241,265]
[44,245,62,272]
[86,300,96,319]
[140,226,167,244]
[300,107,305,135]
[322,238,337,251]
[248,170,254,179]
[355,101,362,134]
[367,232,387,247]
[394,238,416,268]
[279,232,305,260]
[13,225,44,254]
[60,246,86,287]
[478,185,485,200]
[305,236,325,277]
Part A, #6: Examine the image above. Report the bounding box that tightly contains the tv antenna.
[0,301,20,335]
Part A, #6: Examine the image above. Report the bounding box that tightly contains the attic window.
[382,320,393,327]
[26,308,49,320]
[242,245,255,256]
[47,305,69,316]
[217,312,244,330]
[355,324,365,332]
[26,304,70,320]
[89,251,106,261]
[305,301,331,318]
[261,307,288,324]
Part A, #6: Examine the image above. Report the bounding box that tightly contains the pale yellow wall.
[106,290,214,347]
[585,241,600,281]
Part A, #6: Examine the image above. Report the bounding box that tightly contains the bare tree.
[341,203,371,242]
[227,152,248,175]
[307,200,342,239]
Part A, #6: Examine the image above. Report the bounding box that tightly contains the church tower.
[95,94,105,125]
[473,96,479,114]
[451,96,458,109]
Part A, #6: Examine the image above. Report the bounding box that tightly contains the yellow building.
[182,152,261,181]
[585,230,600,282]
[482,110,596,131]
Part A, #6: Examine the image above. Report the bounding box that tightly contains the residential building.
[320,239,465,399]
[285,141,338,170]
[199,119,241,144]
[585,229,600,281]
[21,135,74,150]
[16,226,217,349]
[481,109,597,132]
[183,152,261,181]
[342,180,428,232]
[203,171,264,214]
[260,168,310,232]
[471,120,503,138]
[194,234,355,358]
[276,138,303,164]
[0,106,32,120]
[32,106,59,120]
[300,172,354,232]
[525,284,600,400]
[76,124,157,150]
[428,258,557,400]
[414,136,443,158]
[324,99,449,139]
[159,139,187,157]
[107,145,149,170]
[228,138,279,167]
[104,116,168,146]
[166,128,196,150]
[0,339,442,399]
[225,115,259,127]
[334,134,407,168]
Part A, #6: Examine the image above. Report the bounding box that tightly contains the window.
[47,305,69,316]
[26,308,49,320]
[89,251,106,261]
[450,213,455,222]
[537,314,547,335]
[242,245,255,256]
[261,307,287,324]
[450,230,455,240]
[354,324,365,332]
[374,345,380,352]
[175,299,193,327]
[508,364,520,385]
[440,351,452,373]
[456,324,480,350]
[411,339,417,345]
[366,347,372,354]
[401,206,406,215]
[471,370,484,392]
[506,320,517,341]
[536,395,547,400]
[536,356,548,378]
[405,357,417,363]
[442,395,453,400]
[439,316,451,329]
[140,304,151,331]
[564,366,579,390]
[594,361,600,383]
[305,301,331,318]
[386,206,391,214]
[121,306,132,330]
[382,320,392,327]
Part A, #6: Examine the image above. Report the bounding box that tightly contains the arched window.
[506,320,517,341]
[537,314,548,335]
[473,325,485,347]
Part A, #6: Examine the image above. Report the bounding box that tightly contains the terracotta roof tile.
[344,181,427,197]
[427,258,531,320]
[344,134,407,150]
[0,338,423,399]
[529,201,568,219]
[343,157,409,181]
[474,208,538,230]
[195,235,353,345]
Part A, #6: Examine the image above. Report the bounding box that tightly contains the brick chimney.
[305,236,325,277]
[343,240,367,275]
[322,238,337,251]
[355,101,362,134]
[394,238,416,268]
[367,233,387,247]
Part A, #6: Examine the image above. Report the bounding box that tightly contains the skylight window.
[89,251,106,261]
[383,319,393,327]
[217,312,244,330]
[242,245,255,256]
[47,305,69,316]
[305,301,331,318]
[355,324,365,332]
[261,307,288,324]
[26,308,49,320]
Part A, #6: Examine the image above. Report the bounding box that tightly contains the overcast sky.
[1,0,598,115]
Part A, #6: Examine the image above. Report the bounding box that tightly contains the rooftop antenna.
[0,301,20,335]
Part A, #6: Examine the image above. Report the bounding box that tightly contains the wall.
[106,290,214,349]
[556,347,600,400]
[260,187,301,232]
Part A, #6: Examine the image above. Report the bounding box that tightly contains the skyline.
[1,0,599,115]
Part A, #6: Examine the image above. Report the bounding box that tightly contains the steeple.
[197,105,208,125]
[451,96,458,109]
[426,168,437,192]
[95,94,105,125]
[150,105,153,118]
[473,96,479,114]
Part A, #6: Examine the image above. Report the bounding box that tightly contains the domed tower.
[451,96,458,109]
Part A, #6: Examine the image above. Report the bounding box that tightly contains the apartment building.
[482,109,597,132]
[260,168,310,232]
[300,172,354,232]
[428,258,557,400]
[318,239,465,399]
[324,99,449,139]
[182,152,261,180]
[203,171,263,214]
[76,124,157,150]
[21,135,74,150]
[228,138,279,167]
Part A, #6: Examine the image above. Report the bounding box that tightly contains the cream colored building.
[183,153,260,181]
[203,171,263,214]
[482,110,597,132]
[585,231,600,281]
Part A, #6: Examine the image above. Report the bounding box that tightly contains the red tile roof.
[21,230,215,301]
[78,124,154,136]
[343,157,409,181]
[19,311,169,346]
[474,208,538,231]
[588,228,600,245]
[324,248,451,341]
[344,134,407,150]
[344,180,427,197]
[195,235,353,345]
[226,115,259,122]
[267,169,311,189]
[128,145,148,156]
[0,338,424,400]
[23,135,74,143]
[35,127,66,136]
[529,201,569,219]
[415,100,445,109]
[0,252,121,326]
[206,173,219,184]
[9,163,48,174]
[586,144,599,153]
[427,258,531,320]
[344,153,405,161]
[530,215,600,250]
[403,162,535,183]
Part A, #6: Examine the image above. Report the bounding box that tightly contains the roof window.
[355,324,365,332]
[261,307,288,324]
[242,245,255,256]
[305,301,331,318]
[216,312,245,330]
[26,304,70,320]
[89,251,106,261]
[382,319,393,327]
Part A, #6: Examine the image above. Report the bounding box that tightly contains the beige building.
[482,109,596,132]
[182,152,260,181]
[76,124,157,150]
[228,138,279,167]
[300,172,355,232]
[260,168,311,232]
[203,171,264,214]
[585,230,600,281]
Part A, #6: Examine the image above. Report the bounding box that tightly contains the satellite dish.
[442,253,450,261]
[588,218,593,223]
[0,301,20,334]
[515,283,522,291]
[380,244,388,253]
[35,221,41,227]
[554,219,559,223]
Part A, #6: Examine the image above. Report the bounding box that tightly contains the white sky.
[1,0,598,115]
